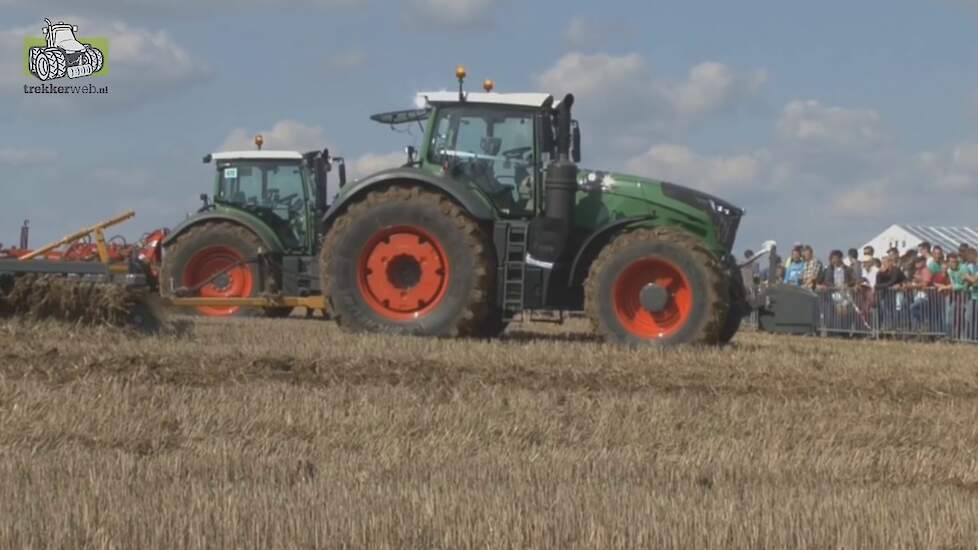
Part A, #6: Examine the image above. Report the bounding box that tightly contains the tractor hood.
[576,168,744,251]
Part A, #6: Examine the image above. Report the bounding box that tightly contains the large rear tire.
[160,222,284,318]
[320,186,494,336]
[584,227,729,346]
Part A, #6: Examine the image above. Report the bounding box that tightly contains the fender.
[162,209,286,253]
[322,167,496,227]
[567,215,657,286]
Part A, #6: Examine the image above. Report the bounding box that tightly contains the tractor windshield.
[51,28,81,48]
[428,106,535,214]
[216,160,309,249]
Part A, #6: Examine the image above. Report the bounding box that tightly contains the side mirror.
[571,121,582,163]
[336,158,347,188]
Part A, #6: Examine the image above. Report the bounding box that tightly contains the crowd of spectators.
[741,241,978,339]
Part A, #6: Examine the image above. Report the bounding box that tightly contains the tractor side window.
[428,107,535,214]
[217,161,308,249]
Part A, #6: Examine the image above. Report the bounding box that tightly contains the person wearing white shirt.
[860,254,879,288]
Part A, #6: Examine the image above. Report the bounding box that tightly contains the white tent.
[862,224,978,256]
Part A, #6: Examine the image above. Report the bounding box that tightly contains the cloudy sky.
[2,0,978,254]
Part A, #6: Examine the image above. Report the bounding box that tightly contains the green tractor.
[160,68,751,345]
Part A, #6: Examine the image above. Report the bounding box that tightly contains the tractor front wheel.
[85,47,104,73]
[160,222,289,318]
[320,186,494,337]
[44,49,67,80]
[585,227,729,346]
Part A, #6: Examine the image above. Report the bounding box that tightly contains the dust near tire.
[160,222,290,318]
[585,226,730,346]
[319,185,495,337]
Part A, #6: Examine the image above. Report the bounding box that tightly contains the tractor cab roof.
[415,91,554,109]
[207,151,303,163]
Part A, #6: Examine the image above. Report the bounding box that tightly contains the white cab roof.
[211,150,303,161]
[416,91,553,108]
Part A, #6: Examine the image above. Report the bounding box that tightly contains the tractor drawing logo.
[28,19,105,81]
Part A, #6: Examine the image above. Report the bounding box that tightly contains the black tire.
[160,222,282,318]
[86,47,104,73]
[33,52,51,80]
[476,308,509,339]
[320,185,494,337]
[718,309,742,344]
[584,226,729,346]
[45,49,66,79]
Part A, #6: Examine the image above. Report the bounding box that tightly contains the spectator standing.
[861,254,878,288]
[940,253,973,338]
[930,245,946,275]
[847,248,863,283]
[876,256,907,330]
[818,250,856,330]
[863,245,875,259]
[818,250,855,290]
[801,245,823,290]
[909,256,934,331]
[783,246,805,286]
[959,248,978,339]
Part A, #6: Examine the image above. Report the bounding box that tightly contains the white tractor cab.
[29,19,105,81]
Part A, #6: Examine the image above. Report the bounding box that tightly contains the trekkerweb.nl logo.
[22,18,109,94]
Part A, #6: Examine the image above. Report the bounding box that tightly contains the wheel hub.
[612,257,693,339]
[358,226,450,320]
[639,283,669,313]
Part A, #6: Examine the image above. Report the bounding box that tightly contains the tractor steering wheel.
[501,146,532,160]
[275,193,299,208]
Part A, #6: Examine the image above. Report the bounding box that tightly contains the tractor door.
[215,160,313,252]
[426,106,538,217]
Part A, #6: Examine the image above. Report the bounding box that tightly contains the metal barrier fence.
[814,287,978,343]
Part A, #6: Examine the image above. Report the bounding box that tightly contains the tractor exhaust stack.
[529,94,578,263]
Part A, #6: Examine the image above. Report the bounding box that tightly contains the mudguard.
[161,210,286,253]
[322,167,496,227]
[567,215,657,286]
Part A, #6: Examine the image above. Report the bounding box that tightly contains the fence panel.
[816,288,875,336]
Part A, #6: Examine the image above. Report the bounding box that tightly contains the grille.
[712,211,741,251]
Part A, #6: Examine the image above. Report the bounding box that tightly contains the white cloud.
[536,53,766,144]
[350,151,405,179]
[0,148,56,167]
[537,52,646,101]
[665,62,767,118]
[219,120,330,152]
[777,100,884,149]
[625,144,764,193]
[913,143,978,192]
[563,17,632,49]
[412,0,495,27]
[0,17,208,111]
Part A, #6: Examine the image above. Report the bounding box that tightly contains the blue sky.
[2,0,978,255]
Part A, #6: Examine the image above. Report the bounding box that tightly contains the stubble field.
[1,316,977,549]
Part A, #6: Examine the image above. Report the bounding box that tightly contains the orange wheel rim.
[357,226,450,321]
[182,246,253,316]
[613,258,693,339]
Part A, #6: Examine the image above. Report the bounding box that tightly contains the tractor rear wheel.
[320,186,494,337]
[584,227,729,346]
[160,222,287,318]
